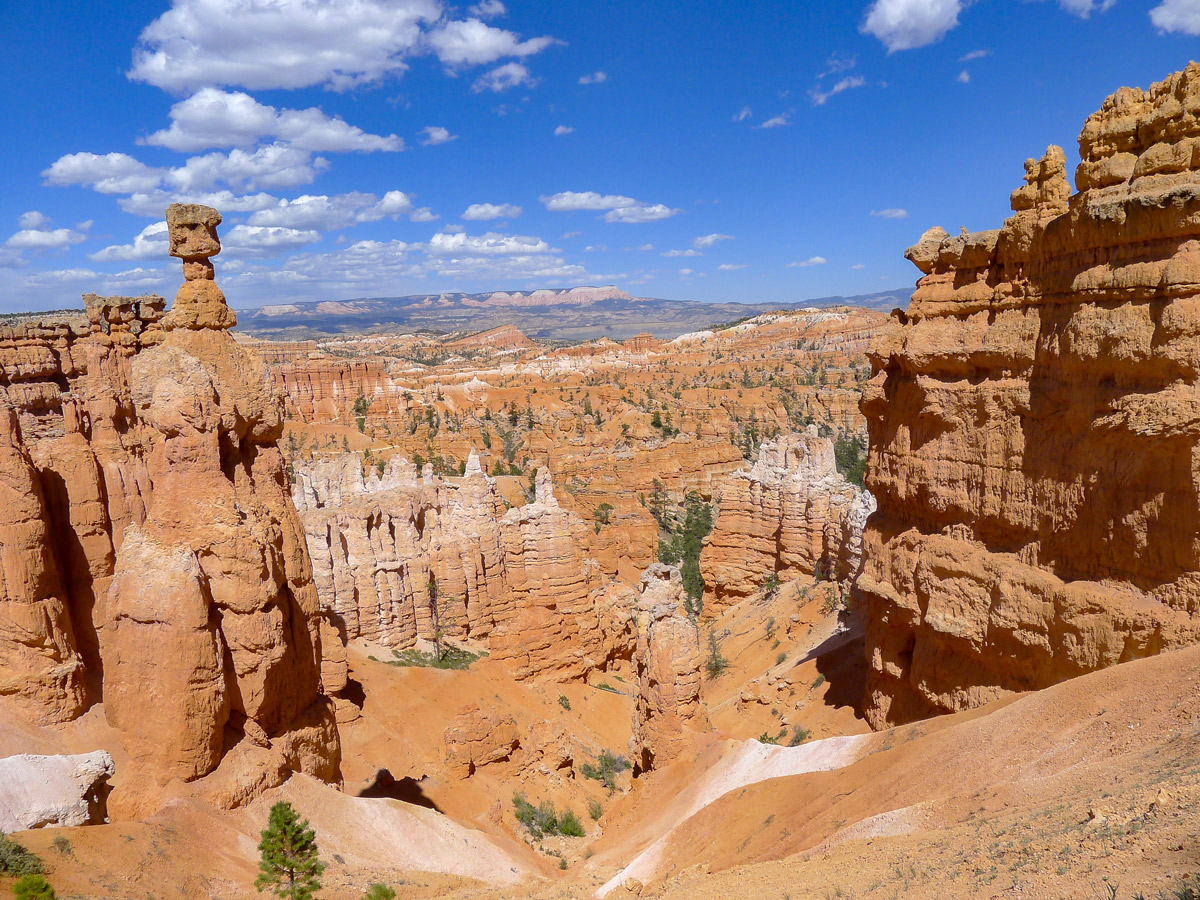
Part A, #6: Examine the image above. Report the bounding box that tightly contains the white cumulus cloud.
[144,88,402,152]
[128,0,557,92]
[870,208,909,219]
[420,125,458,145]
[787,256,827,268]
[540,191,678,223]
[554,125,574,136]
[223,224,323,256]
[579,71,608,84]
[661,249,700,257]
[427,231,552,256]
[88,221,170,261]
[718,263,747,271]
[6,226,88,250]
[473,61,535,92]
[462,202,522,220]
[733,106,752,122]
[43,152,163,194]
[1059,0,1115,17]
[693,233,733,248]
[248,191,423,230]
[165,144,328,191]
[862,0,963,52]
[1150,0,1200,32]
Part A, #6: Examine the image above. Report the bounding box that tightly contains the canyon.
[3,63,1200,900]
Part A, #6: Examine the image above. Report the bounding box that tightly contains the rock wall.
[856,63,1200,729]
[700,431,875,613]
[293,452,619,681]
[0,204,341,805]
[629,565,709,774]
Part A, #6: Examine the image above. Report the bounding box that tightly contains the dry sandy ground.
[3,588,1199,899]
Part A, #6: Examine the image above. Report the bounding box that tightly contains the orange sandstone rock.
[700,431,875,613]
[629,565,710,773]
[857,63,1200,729]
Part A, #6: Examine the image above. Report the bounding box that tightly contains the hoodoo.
[0,204,343,811]
[856,64,1200,728]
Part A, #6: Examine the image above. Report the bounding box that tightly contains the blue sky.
[3,0,1200,312]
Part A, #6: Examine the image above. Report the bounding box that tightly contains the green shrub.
[757,732,779,745]
[811,673,826,690]
[705,630,730,679]
[588,799,603,821]
[775,651,787,665]
[13,874,55,900]
[384,646,480,670]
[581,752,630,792]
[557,695,572,711]
[363,885,396,900]
[0,834,43,875]
[833,433,867,487]
[558,809,585,837]
[788,726,813,747]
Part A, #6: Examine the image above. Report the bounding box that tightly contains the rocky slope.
[0,204,342,810]
[701,431,875,613]
[856,63,1200,728]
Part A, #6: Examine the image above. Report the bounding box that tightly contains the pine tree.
[255,801,324,900]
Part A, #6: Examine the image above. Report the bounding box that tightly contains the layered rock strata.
[0,204,341,804]
[629,565,709,774]
[857,64,1200,728]
[294,452,618,680]
[700,431,875,612]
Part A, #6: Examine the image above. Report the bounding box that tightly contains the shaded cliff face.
[700,431,875,613]
[0,205,341,806]
[856,63,1200,729]
[293,452,619,681]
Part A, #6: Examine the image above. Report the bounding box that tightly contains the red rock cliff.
[856,64,1200,728]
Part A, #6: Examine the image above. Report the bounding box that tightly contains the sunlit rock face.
[0,204,341,808]
[856,64,1200,729]
[700,431,875,614]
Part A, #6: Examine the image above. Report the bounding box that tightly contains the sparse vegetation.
[0,834,43,875]
[658,491,714,614]
[363,884,396,900]
[833,432,867,488]
[385,645,481,670]
[588,799,604,821]
[705,629,730,679]
[582,751,630,793]
[512,795,586,838]
[811,673,826,690]
[557,694,572,711]
[788,726,813,746]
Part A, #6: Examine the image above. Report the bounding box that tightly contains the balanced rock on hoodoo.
[856,63,1200,729]
[163,203,236,331]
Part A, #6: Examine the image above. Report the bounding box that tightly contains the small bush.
[557,695,572,711]
[588,799,603,821]
[364,884,397,900]
[705,630,730,679]
[811,673,826,690]
[512,795,586,838]
[596,682,619,693]
[559,857,568,870]
[764,616,776,638]
[0,834,43,875]
[384,645,480,670]
[775,651,787,665]
[757,732,779,745]
[558,809,586,837]
[13,874,55,900]
[51,836,71,857]
[788,726,813,747]
[581,751,630,792]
